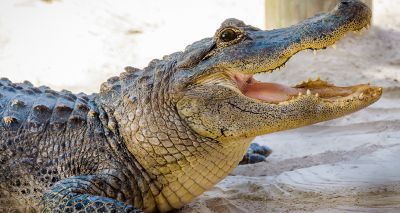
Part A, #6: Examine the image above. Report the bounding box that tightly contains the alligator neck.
[97,89,251,211]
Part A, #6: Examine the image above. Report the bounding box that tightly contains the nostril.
[340,0,351,5]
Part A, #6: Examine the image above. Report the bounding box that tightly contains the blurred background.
[264,0,372,29]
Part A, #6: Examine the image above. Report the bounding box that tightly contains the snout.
[333,0,372,29]
[219,0,372,74]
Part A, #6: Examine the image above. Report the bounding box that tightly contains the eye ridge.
[219,28,240,43]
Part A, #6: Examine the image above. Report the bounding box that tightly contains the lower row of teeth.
[295,91,379,101]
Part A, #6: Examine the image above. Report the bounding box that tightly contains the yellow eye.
[220,28,239,42]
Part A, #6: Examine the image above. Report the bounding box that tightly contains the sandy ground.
[1,0,400,212]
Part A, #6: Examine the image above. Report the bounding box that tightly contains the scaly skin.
[0,0,380,212]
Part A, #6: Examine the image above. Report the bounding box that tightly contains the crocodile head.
[106,0,380,212]
[175,0,380,141]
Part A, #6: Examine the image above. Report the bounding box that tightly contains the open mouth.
[231,73,382,104]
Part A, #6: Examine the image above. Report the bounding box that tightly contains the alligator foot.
[42,175,143,213]
[239,143,272,165]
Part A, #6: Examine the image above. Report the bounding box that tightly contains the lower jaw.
[231,73,381,104]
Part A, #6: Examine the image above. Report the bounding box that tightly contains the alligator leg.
[239,143,272,165]
[42,175,142,213]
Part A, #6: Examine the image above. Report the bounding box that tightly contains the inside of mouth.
[232,73,360,104]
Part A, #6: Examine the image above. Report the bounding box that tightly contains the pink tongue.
[233,74,299,103]
[244,81,299,103]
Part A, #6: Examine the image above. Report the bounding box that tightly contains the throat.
[151,138,252,212]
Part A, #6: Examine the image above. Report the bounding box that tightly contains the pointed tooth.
[306,89,311,95]
[332,44,337,49]
[307,77,312,83]
[315,93,319,98]
[358,92,364,100]
[276,67,280,72]
[316,75,321,81]
[361,27,367,33]
[298,92,303,96]
[313,50,317,55]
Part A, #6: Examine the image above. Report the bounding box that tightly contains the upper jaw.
[220,0,371,76]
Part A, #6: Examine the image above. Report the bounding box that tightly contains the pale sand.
[1,0,399,212]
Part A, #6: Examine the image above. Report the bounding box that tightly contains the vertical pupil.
[221,29,237,42]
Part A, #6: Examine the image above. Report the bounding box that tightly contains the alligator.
[0,0,381,212]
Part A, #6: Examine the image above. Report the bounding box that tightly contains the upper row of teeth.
[270,25,370,73]
[313,25,370,55]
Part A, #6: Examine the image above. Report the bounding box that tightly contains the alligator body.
[0,0,380,212]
